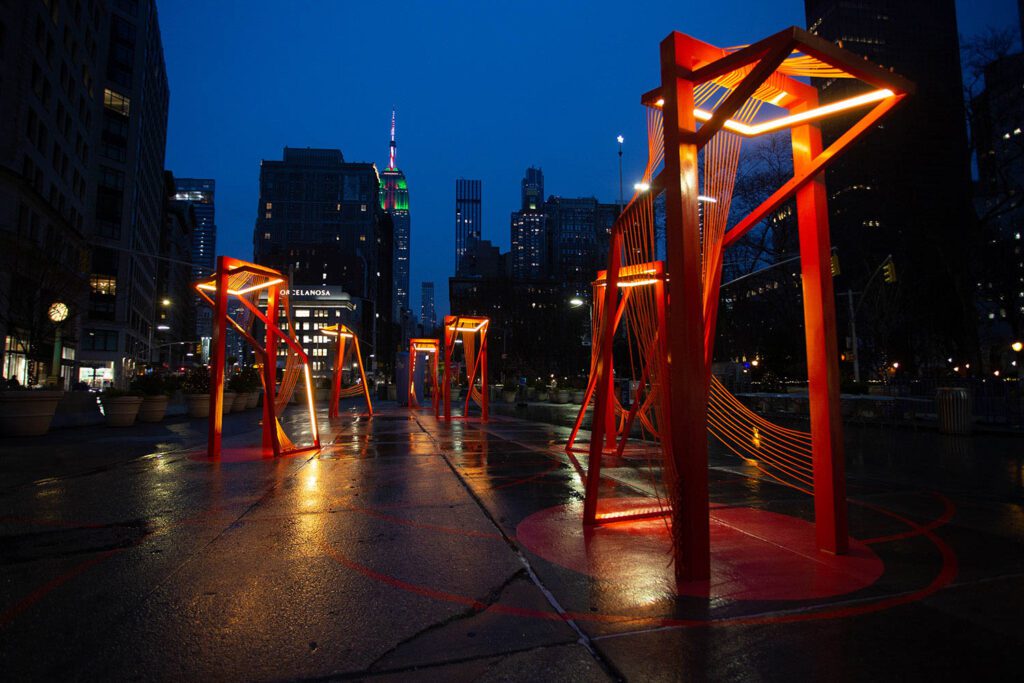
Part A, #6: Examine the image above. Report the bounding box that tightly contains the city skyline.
[160,0,1017,319]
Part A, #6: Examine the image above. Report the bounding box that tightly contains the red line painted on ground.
[323,493,960,630]
[0,548,122,629]
[856,492,956,545]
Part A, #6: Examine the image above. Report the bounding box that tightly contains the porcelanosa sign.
[287,286,347,301]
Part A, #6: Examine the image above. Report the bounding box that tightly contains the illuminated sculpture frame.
[441,316,489,422]
[408,338,441,413]
[195,256,321,458]
[578,28,911,582]
[321,323,373,418]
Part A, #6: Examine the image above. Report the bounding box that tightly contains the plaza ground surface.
[1,400,1022,681]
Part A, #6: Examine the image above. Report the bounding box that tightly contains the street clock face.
[48,302,69,323]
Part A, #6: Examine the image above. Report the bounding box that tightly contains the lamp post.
[617,135,624,214]
[47,302,69,388]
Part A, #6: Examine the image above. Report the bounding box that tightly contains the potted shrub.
[225,372,247,413]
[101,388,143,427]
[227,372,251,412]
[182,366,211,418]
[0,377,63,436]
[132,373,171,423]
[571,376,587,404]
[532,378,549,402]
[502,383,518,404]
[237,367,263,408]
[554,378,570,404]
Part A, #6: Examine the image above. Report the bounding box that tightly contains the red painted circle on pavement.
[516,498,884,601]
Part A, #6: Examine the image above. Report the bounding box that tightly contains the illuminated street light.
[157,324,170,331]
[1012,341,1023,353]
[161,298,172,306]
[569,298,585,308]
[634,182,651,192]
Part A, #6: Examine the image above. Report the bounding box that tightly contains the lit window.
[103,89,130,116]
[265,212,271,219]
[265,202,272,209]
[89,275,116,295]
[263,232,271,240]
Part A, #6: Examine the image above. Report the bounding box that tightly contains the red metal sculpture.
[194,256,320,458]
[441,316,489,422]
[576,28,911,582]
[320,323,372,418]
[407,338,440,413]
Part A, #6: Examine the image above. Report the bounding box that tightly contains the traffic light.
[830,252,841,277]
[883,259,897,284]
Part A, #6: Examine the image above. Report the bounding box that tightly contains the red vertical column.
[583,232,623,524]
[263,283,280,454]
[480,328,489,422]
[660,32,710,582]
[207,256,229,458]
[792,99,849,555]
[330,336,344,419]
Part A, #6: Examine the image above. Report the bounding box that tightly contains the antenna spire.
[388,108,396,170]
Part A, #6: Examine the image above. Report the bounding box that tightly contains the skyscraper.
[381,110,410,321]
[544,196,618,284]
[455,179,482,273]
[511,167,547,280]
[253,147,391,350]
[173,178,215,338]
[805,0,976,366]
[79,0,170,384]
[420,281,436,329]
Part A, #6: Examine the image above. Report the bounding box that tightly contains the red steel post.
[792,98,849,554]
[207,256,229,458]
[660,32,710,582]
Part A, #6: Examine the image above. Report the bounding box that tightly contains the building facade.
[253,147,394,366]
[173,177,215,338]
[805,0,976,370]
[0,0,101,385]
[78,0,170,387]
[420,281,436,330]
[971,3,1024,369]
[454,178,481,274]
[510,166,547,280]
[157,172,195,370]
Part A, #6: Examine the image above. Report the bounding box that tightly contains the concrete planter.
[554,389,571,404]
[387,384,397,401]
[102,396,143,427]
[138,395,170,423]
[0,390,63,436]
[246,391,260,409]
[571,391,586,404]
[222,392,238,413]
[231,391,248,412]
[502,390,518,404]
[535,391,549,402]
[185,394,210,418]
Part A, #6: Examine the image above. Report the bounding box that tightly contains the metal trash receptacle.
[936,387,972,435]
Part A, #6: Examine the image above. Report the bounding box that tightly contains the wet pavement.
[1,401,1022,681]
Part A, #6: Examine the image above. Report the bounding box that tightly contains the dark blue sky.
[160,0,1015,318]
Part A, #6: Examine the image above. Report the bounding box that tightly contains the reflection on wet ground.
[0,400,1021,680]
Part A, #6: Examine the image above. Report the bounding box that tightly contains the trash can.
[936,387,972,435]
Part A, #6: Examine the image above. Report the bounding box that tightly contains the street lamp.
[569,297,585,308]
[47,302,69,387]
[1012,341,1023,353]
[617,135,624,213]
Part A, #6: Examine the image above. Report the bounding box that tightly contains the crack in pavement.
[411,414,625,682]
[363,567,532,673]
